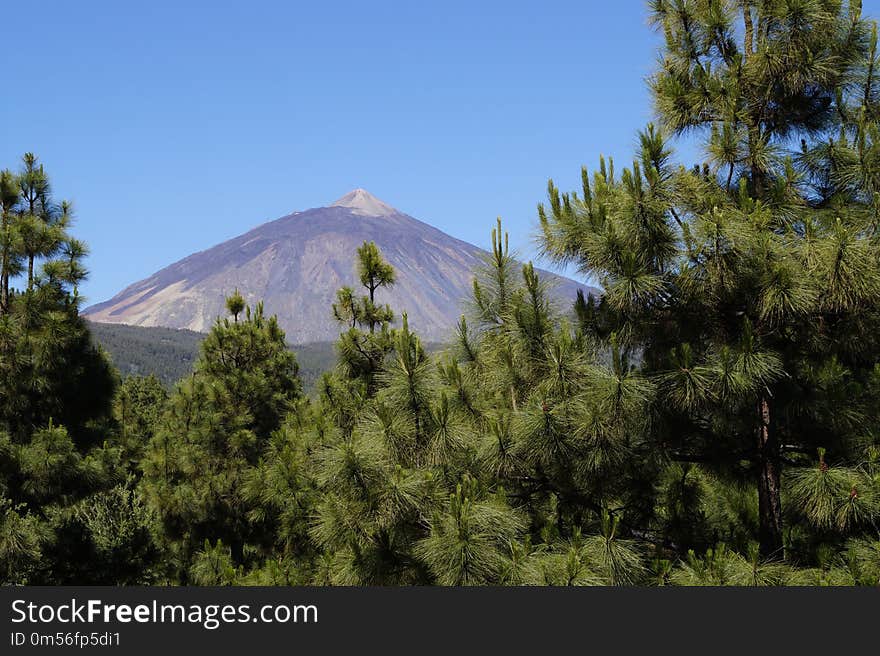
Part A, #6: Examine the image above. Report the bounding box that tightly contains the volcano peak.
[330,188,397,216]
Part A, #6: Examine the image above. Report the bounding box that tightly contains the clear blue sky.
[3,1,879,304]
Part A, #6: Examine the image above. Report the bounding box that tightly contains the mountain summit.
[85,192,596,342]
[330,188,397,216]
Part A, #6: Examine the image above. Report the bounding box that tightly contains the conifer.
[539,0,880,560]
[141,296,302,579]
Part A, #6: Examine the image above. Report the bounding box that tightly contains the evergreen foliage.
[4,2,880,586]
[140,301,302,581]
[331,240,396,396]
[88,321,349,393]
[538,0,880,563]
[0,153,146,584]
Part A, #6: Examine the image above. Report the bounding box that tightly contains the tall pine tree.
[539,0,880,560]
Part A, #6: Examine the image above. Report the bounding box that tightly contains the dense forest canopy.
[86,322,375,394]
[3,1,880,585]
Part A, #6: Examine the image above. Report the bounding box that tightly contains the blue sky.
[3,1,879,304]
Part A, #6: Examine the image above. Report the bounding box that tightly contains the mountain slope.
[88,321,446,393]
[87,320,338,393]
[85,190,597,342]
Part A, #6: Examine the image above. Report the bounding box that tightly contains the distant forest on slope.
[87,322,205,385]
[88,321,441,394]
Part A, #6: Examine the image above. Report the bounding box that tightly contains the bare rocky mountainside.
[85,189,597,342]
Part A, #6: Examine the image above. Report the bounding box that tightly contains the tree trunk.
[1,211,8,313]
[368,281,376,333]
[743,3,754,59]
[756,396,783,559]
[1,262,7,314]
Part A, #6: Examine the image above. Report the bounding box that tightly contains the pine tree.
[141,297,302,580]
[0,497,46,584]
[415,476,524,585]
[17,153,50,291]
[0,169,21,315]
[310,242,531,585]
[240,398,322,584]
[356,241,395,333]
[450,220,657,583]
[114,374,167,475]
[0,153,114,445]
[0,153,132,584]
[331,240,396,396]
[311,313,440,585]
[539,1,880,560]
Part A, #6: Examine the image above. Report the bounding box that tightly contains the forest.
[3,0,880,586]
[88,322,337,393]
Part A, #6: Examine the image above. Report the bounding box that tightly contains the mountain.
[85,190,597,342]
